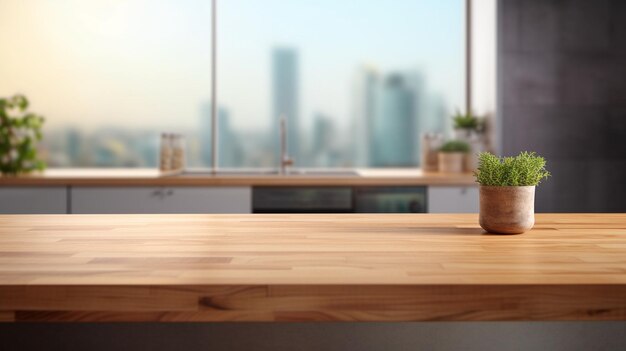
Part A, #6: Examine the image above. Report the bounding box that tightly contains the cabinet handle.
[166,189,174,196]
[152,188,166,199]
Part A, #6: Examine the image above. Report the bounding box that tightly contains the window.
[0,0,212,167]
[0,0,465,168]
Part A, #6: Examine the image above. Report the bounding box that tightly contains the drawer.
[428,186,479,213]
[0,187,67,214]
[71,186,251,214]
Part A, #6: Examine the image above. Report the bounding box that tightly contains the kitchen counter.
[1,213,625,322]
[0,168,476,186]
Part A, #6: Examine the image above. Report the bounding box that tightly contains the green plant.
[452,110,479,130]
[439,140,470,153]
[474,152,550,186]
[0,94,46,175]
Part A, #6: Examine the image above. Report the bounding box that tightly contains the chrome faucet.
[279,116,294,175]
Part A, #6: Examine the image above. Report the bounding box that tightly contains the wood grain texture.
[0,168,476,186]
[1,213,625,322]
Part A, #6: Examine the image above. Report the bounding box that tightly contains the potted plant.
[452,110,481,140]
[474,152,550,234]
[0,94,46,175]
[438,140,469,173]
[452,111,485,171]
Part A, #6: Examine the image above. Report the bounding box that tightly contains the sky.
[0,0,464,132]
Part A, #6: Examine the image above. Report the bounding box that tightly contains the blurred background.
[0,0,464,168]
[1,0,624,212]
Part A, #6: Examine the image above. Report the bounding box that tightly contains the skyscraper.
[272,48,300,164]
[371,74,417,167]
[310,113,335,167]
[200,102,241,167]
[352,66,379,167]
[352,67,442,167]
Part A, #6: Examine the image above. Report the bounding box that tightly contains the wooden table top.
[0,168,476,186]
[1,213,625,322]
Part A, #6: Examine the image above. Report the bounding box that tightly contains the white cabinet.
[0,187,68,214]
[0,185,479,214]
[71,187,252,214]
[428,186,479,213]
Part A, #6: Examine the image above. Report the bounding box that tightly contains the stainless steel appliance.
[354,187,426,213]
[252,186,427,213]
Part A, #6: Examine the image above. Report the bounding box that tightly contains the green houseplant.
[438,140,469,173]
[0,94,46,175]
[452,110,480,131]
[452,111,486,171]
[474,152,550,234]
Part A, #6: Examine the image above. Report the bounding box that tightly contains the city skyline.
[1,0,464,168]
[41,46,451,169]
[1,0,463,132]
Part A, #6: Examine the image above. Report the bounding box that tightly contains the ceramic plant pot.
[438,152,465,173]
[479,186,535,234]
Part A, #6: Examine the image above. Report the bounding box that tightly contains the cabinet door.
[428,186,479,213]
[158,187,251,213]
[71,187,251,214]
[0,187,67,214]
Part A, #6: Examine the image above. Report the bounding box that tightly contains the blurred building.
[272,47,300,164]
[309,113,336,167]
[199,102,242,168]
[352,66,379,167]
[65,129,83,164]
[371,74,417,167]
[353,68,429,167]
[353,68,424,167]
[420,94,449,138]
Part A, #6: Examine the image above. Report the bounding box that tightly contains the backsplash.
[499,0,626,212]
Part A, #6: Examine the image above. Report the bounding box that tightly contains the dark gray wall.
[499,0,626,212]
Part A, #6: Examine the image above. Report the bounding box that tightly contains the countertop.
[1,213,625,322]
[0,168,476,186]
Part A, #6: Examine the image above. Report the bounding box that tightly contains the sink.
[176,168,273,176]
[176,168,359,177]
[289,169,359,177]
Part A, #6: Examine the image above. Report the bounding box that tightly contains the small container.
[421,133,443,172]
[171,134,186,171]
[479,186,535,234]
[438,152,465,173]
[159,133,173,171]
[454,129,484,172]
